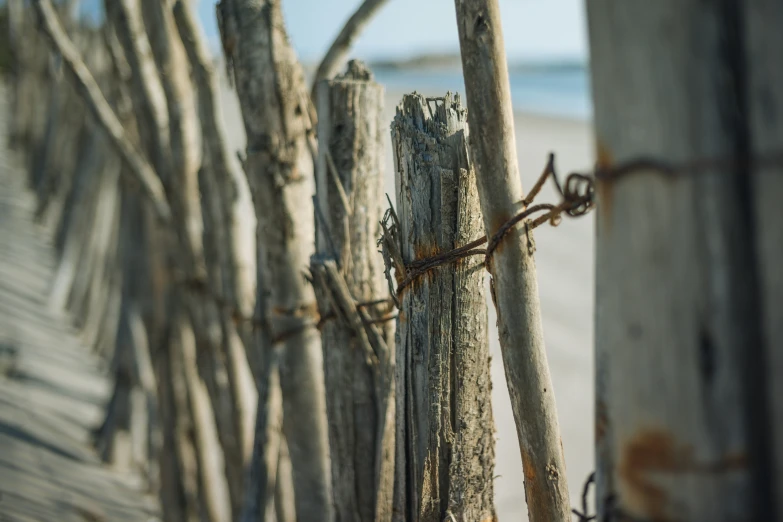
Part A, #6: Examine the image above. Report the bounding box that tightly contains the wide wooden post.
[310,60,395,522]
[588,1,781,519]
[388,93,495,522]
[453,1,570,520]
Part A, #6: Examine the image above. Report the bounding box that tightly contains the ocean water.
[373,66,593,121]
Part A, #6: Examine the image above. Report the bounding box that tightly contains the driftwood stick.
[453,1,571,520]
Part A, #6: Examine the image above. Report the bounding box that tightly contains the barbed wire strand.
[386,146,783,298]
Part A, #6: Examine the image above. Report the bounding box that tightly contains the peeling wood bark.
[389,93,496,522]
[453,1,570,520]
[311,61,395,522]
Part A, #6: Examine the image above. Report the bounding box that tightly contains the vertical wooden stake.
[388,92,496,522]
[311,61,395,522]
[453,1,570,520]
[218,2,333,520]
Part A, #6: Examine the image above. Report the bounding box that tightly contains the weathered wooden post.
[218,1,333,520]
[310,60,395,522]
[172,1,257,516]
[386,93,495,521]
[588,1,781,519]
[105,3,229,520]
[453,1,570,520]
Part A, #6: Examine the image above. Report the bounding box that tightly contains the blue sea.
[372,66,593,121]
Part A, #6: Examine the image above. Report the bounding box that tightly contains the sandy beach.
[219,80,596,519]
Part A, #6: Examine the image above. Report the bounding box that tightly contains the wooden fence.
[4,0,782,521]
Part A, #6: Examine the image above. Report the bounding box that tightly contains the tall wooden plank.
[588,1,775,519]
[218,1,333,520]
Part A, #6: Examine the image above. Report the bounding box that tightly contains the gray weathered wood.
[172,6,256,502]
[172,0,256,326]
[31,0,171,222]
[310,60,395,522]
[453,2,570,520]
[140,0,205,278]
[310,0,390,92]
[105,3,219,520]
[745,2,783,518]
[389,93,495,522]
[141,2,247,517]
[588,1,779,519]
[218,1,333,520]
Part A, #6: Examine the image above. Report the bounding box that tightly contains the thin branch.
[310,0,389,93]
[32,0,172,223]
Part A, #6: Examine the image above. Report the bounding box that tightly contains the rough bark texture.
[219,1,333,520]
[453,2,570,521]
[311,60,395,522]
[588,1,778,519]
[389,93,495,522]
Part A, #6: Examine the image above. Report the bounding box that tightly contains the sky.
[77,0,588,63]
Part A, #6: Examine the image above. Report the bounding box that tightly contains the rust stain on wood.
[619,428,748,519]
[519,446,548,516]
[413,242,440,261]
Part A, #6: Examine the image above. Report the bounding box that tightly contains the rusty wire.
[176,273,395,345]
[568,471,657,522]
[572,471,597,522]
[391,152,596,297]
[385,145,783,298]
[181,148,783,322]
